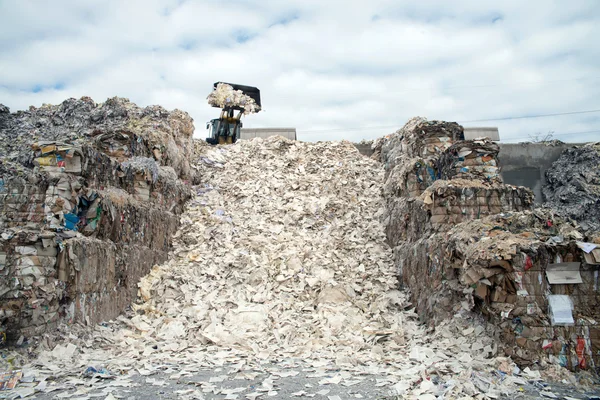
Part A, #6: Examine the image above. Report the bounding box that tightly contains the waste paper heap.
[381,117,600,371]
[2,136,565,399]
[543,142,600,233]
[0,97,194,339]
[207,83,261,114]
[136,138,401,363]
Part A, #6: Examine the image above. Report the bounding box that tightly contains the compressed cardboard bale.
[438,139,502,183]
[419,182,534,227]
[381,117,464,170]
[383,197,432,243]
[386,203,590,366]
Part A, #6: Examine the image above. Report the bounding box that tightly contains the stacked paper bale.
[394,209,600,369]
[437,138,502,183]
[381,118,533,233]
[0,97,193,339]
[382,117,465,207]
[418,179,533,231]
[382,117,464,172]
[380,117,600,370]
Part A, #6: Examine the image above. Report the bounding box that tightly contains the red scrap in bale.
[524,256,533,271]
[576,337,586,369]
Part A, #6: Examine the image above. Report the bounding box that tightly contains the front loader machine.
[206,82,261,145]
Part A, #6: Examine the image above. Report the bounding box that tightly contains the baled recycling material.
[381,117,464,170]
[437,138,502,183]
[380,117,600,371]
[0,104,598,398]
[0,97,193,338]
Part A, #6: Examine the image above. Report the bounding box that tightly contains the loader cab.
[206,118,242,145]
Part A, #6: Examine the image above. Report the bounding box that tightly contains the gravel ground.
[23,364,600,400]
[30,366,393,399]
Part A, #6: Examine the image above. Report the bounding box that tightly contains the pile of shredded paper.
[207,83,261,114]
[6,137,589,399]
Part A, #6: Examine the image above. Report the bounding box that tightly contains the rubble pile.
[0,97,193,339]
[543,142,600,233]
[207,83,261,114]
[2,136,549,398]
[381,117,600,371]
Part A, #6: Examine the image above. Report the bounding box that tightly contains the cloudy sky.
[1,0,599,142]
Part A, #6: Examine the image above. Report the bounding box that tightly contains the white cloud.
[1,0,599,142]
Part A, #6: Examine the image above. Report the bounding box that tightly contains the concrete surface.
[241,128,297,141]
[498,143,578,203]
[31,364,395,399]
[354,144,373,157]
[464,127,500,141]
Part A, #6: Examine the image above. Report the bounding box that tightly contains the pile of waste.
[0,97,193,339]
[137,138,399,362]
[207,83,261,114]
[0,136,556,399]
[380,117,600,372]
[382,118,533,231]
[543,142,600,233]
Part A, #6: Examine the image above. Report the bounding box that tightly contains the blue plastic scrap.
[63,213,79,231]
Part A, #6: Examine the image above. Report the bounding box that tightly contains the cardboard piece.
[583,249,600,265]
[0,370,22,390]
[545,262,583,285]
[475,282,489,299]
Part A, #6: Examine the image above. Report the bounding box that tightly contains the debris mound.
[543,143,600,233]
[138,137,401,361]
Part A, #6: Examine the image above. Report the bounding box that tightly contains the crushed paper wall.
[543,142,600,233]
[0,97,193,340]
[380,117,600,371]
